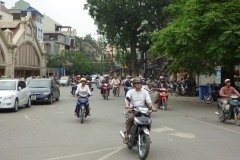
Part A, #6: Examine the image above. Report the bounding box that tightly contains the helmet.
[80,78,86,82]
[225,79,231,83]
[132,77,142,84]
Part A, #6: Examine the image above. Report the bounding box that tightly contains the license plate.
[31,96,36,100]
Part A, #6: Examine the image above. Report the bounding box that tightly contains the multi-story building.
[8,0,44,41]
[43,14,77,53]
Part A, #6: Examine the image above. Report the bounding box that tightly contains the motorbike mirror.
[126,97,131,102]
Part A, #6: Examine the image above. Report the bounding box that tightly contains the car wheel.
[49,94,53,104]
[25,96,31,108]
[12,99,19,112]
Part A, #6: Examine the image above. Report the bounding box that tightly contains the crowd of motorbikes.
[67,76,240,160]
[146,79,199,97]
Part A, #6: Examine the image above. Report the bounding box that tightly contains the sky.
[4,0,98,38]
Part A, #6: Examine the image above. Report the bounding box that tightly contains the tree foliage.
[47,51,105,74]
[151,0,240,76]
[85,0,170,75]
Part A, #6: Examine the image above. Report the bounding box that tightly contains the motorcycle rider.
[75,78,92,116]
[124,77,157,144]
[112,75,121,93]
[154,76,168,104]
[219,79,240,98]
[219,79,240,113]
[101,76,110,95]
[124,76,132,96]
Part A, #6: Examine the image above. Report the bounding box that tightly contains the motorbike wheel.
[162,100,167,111]
[138,134,150,160]
[204,94,213,104]
[218,109,226,122]
[104,92,108,100]
[234,113,240,126]
[113,89,116,96]
[80,109,84,124]
[117,90,120,97]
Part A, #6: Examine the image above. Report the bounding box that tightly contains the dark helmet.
[132,77,142,84]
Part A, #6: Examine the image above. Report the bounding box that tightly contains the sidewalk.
[169,95,217,105]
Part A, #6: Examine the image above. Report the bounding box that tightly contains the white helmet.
[225,79,231,83]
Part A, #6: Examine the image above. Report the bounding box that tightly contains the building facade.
[0,11,46,78]
[8,0,44,41]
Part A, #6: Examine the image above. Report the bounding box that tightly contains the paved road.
[0,85,240,160]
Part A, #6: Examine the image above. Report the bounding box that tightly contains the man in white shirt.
[124,77,157,143]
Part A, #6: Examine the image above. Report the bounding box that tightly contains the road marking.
[24,115,31,120]
[42,146,124,160]
[170,132,195,139]
[152,127,195,139]
[181,115,240,135]
[97,146,124,160]
[152,127,174,133]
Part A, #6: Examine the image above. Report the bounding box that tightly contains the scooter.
[103,83,109,100]
[204,85,220,104]
[86,80,92,90]
[120,97,154,160]
[76,91,91,124]
[155,88,168,110]
[215,95,240,126]
[70,82,77,96]
[113,84,120,97]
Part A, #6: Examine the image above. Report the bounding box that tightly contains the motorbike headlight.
[3,95,14,100]
[43,91,51,95]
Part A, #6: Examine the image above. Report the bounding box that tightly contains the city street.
[0,85,240,160]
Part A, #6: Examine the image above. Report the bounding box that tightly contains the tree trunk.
[130,32,139,76]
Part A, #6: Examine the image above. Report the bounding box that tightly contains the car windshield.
[0,81,16,90]
[61,77,68,80]
[28,80,51,88]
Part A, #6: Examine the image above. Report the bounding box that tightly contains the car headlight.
[3,95,14,100]
[43,92,51,95]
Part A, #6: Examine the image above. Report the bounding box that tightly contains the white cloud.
[4,0,98,38]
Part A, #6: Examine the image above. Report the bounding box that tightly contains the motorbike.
[124,86,133,96]
[86,80,92,90]
[76,91,91,124]
[113,84,120,97]
[70,82,77,96]
[204,85,220,104]
[215,95,240,126]
[103,83,109,100]
[120,97,153,160]
[157,88,168,110]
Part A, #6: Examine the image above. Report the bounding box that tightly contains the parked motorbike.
[113,84,120,97]
[120,97,153,160]
[204,88,220,104]
[70,82,77,96]
[215,95,240,126]
[76,91,91,124]
[103,83,109,100]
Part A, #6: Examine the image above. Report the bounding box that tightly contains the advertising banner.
[215,66,221,84]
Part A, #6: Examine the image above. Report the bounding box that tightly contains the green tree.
[151,0,240,79]
[85,0,170,76]
[47,51,105,74]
